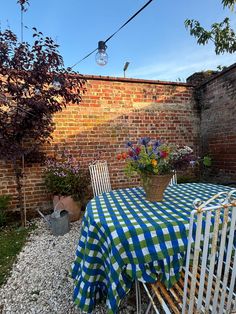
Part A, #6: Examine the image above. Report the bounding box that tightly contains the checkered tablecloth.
[71,183,231,313]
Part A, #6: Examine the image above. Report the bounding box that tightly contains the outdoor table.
[71,183,231,314]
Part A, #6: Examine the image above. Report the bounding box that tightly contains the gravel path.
[0,218,147,314]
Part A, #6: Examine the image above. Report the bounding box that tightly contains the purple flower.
[133,155,139,161]
[153,140,161,149]
[126,141,133,147]
[139,137,151,146]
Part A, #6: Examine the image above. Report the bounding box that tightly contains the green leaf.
[203,156,212,167]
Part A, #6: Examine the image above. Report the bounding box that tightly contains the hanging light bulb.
[95,41,108,66]
[52,78,61,91]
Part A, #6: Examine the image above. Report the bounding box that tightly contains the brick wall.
[0,75,199,214]
[197,63,236,181]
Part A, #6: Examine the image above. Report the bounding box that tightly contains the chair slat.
[155,282,180,314]
[150,283,172,314]
[205,207,221,312]
[169,170,177,187]
[189,211,203,313]
[100,163,106,192]
[89,165,96,195]
[220,205,236,313]
[226,206,236,312]
[212,207,229,312]
[182,211,195,313]
[96,163,102,194]
[197,210,212,311]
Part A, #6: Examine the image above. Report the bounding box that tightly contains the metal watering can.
[36,201,70,236]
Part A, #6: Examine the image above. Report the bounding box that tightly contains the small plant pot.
[141,173,172,202]
[53,195,81,222]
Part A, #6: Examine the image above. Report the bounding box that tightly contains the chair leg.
[142,283,160,314]
[145,300,153,314]
[135,280,142,314]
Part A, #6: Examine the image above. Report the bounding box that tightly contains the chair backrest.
[169,170,177,186]
[182,189,236,314]
[89,161,112,197]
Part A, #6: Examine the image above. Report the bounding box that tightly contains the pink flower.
[160,151,169,159]
[135,147,141,155]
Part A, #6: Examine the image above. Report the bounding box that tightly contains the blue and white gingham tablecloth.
[71,183,231,313]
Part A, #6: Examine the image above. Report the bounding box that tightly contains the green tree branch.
[185,0,236,54]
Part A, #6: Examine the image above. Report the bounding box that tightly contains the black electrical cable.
[70,0,154,69]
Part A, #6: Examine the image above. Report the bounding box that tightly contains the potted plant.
[44,152,90,221]
[117,137,194,202]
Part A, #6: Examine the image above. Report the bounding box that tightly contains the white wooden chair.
[89,161,112,197]
[140,189,236,314]
[169,170,177,186]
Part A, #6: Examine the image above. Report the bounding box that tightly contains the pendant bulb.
[95,41,108,66]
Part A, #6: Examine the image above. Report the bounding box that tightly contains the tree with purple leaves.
[0,0,85,225]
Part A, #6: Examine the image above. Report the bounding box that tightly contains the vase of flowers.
[118,138,194,202]
[140,172,173,202]
[44,151,90,221]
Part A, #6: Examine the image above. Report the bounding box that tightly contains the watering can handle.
[54,200,66,216]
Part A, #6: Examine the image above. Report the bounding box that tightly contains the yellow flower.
[151,159,157,167]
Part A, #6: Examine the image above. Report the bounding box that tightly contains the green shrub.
[0,195,11,227]
[177,175,199,184]
[203,156,212,167]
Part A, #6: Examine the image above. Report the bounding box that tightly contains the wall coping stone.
[82,74,194,87]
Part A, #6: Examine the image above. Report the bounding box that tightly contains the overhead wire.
[70,0,154,69]
[1,1,155,119]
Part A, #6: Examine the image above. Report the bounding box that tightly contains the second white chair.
[169,170,177,186]
[89,161,112,197]
[139,189,236,314]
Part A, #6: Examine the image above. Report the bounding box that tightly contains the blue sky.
[1,0,235,81]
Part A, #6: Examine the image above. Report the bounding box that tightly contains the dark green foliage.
[0,195,11,227]
[177,175,199,184]
[185,0,236,54]
[44,153,90,203]
[17,0,29,12]
[44,170,90,202]
[203,156,212,167]
[222,0,236,9]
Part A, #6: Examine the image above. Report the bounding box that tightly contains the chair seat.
[145,271,185,314]
[144,265,235,314]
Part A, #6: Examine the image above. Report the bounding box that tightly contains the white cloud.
[125,47,236,81]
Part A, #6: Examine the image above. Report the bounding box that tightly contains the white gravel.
[0,218,148,314]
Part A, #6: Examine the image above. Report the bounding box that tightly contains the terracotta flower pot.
[141,173,172,202]
[53,195,81,222]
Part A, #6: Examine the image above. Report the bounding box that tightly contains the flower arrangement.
[117,137,194,176]
[44,151,90,202]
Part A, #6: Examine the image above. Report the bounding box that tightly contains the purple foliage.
[0,27,86,225]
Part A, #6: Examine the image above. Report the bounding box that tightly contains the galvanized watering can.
[36,201,70,236]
